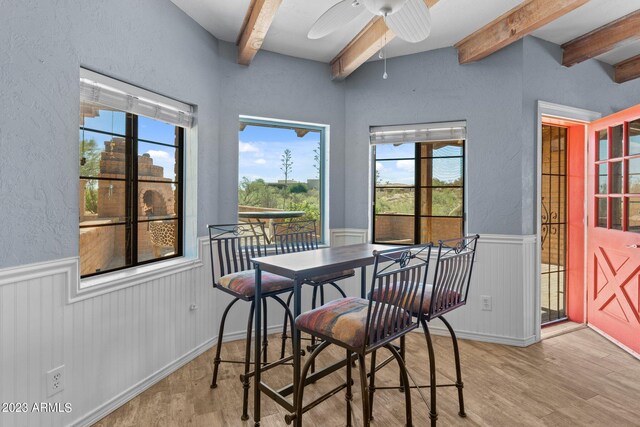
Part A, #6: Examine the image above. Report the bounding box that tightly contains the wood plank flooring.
[94,328,640,426]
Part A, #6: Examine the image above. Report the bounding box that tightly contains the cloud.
[239,141,260,154]
[376,162,385,170]
[396,160,415,172]
[147,150,171,160]
[255,158,267,165]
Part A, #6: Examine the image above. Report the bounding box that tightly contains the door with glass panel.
[587,105,640,354]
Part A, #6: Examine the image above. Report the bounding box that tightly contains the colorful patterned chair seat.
[370,284,461,315]
[218,270,294,297]
[295,297,412,350]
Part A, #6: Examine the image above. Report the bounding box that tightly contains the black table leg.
[293,277,302,427]
[360,266,366,298]
[254,266,262,426]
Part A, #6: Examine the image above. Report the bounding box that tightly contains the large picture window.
[238,118,326,241]
[79,71,191,278]
[371,122,466,245]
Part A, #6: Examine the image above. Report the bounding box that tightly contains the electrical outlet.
[481,295,492,311]
[47,366,64,397]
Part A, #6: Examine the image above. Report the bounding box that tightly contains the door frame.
[535,101,601,341]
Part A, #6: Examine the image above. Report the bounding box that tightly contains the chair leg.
[211,297,240,389]
[357,354,371,427]
[262,298,268,365]
[368,350,377,421]
[346,350,354,427]
[289,341,330,426]
[440,316,465,417]
[280,292,294,359]
[384,344,412,427]
[241,301,256,421]
[421,319,437,426]
[310,286,319,374]
[399,335,406,392]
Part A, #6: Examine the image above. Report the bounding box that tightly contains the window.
[595,120,640,232]
[371,122,466,245]
[238,118,326,241]
[79,70,192,278]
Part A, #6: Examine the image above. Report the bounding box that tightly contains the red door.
[587,105,640,354]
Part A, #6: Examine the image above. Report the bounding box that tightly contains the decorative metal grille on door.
[541,125,568,324]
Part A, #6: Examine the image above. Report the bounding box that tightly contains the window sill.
[69,256,202,303]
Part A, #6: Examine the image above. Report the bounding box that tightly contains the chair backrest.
[365,244,432,351]
[207,222,268,285]
[272,220,319,254]
[426,234,480,320]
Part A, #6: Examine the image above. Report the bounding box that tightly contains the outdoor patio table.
[250,243,393,427]
[239,211,306,243]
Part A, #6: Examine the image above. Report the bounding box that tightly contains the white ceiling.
[170,0,640,65]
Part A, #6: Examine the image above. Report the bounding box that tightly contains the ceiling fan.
[308,0,432,43]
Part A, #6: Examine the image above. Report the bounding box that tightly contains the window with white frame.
[79,69,194,278]
[238,118,326,241]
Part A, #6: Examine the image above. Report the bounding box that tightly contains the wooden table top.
[251,243,395,279]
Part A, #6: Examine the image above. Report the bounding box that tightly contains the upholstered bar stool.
[207,222,295,421]
[272,220,354,361]
[286,244,432,427]
[369,235,480,426]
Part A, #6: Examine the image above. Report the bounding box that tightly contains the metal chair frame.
[272,220,354,362]
[289,244,432,427]
[207,222,295,421]
[367,235,480,426]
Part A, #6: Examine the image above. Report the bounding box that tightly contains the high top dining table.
[251,243,393,427]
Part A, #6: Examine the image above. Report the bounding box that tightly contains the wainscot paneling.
[0,233,537,427]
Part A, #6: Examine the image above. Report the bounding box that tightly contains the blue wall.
[2,0,640,270]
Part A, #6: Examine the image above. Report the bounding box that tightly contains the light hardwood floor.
[94,328,640,426]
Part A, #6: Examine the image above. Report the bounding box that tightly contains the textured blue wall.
[2,0,640,269]
[0,0,221,268]
[344,42,525,235]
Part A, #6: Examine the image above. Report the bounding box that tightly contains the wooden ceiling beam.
[330,0,439,80]
[455,0,588,65]
[614,54,640,84]
[562,10,640,67]
[237,0,283,66]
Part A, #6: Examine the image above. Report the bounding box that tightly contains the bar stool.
[207,222,295,421]
[288,244,432,427]
[369,235,480,426]
[272,220,355,360]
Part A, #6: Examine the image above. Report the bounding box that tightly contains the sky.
[238,124,321,183]
[81,106,178,181]
[375,143,463,185]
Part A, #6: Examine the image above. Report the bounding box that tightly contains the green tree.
[280,149,293,208]
[80,138,101,213]
[289,183,308,194]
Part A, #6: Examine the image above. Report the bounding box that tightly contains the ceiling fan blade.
[385,0,431,43]
[308,0,367,39]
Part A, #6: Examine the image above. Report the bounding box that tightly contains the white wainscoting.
[328,231,539,346]
[0,231,537,427]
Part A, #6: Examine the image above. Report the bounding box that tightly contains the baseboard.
[423,326,538,347]
[588,324,640,360]
[70,324,285,427]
